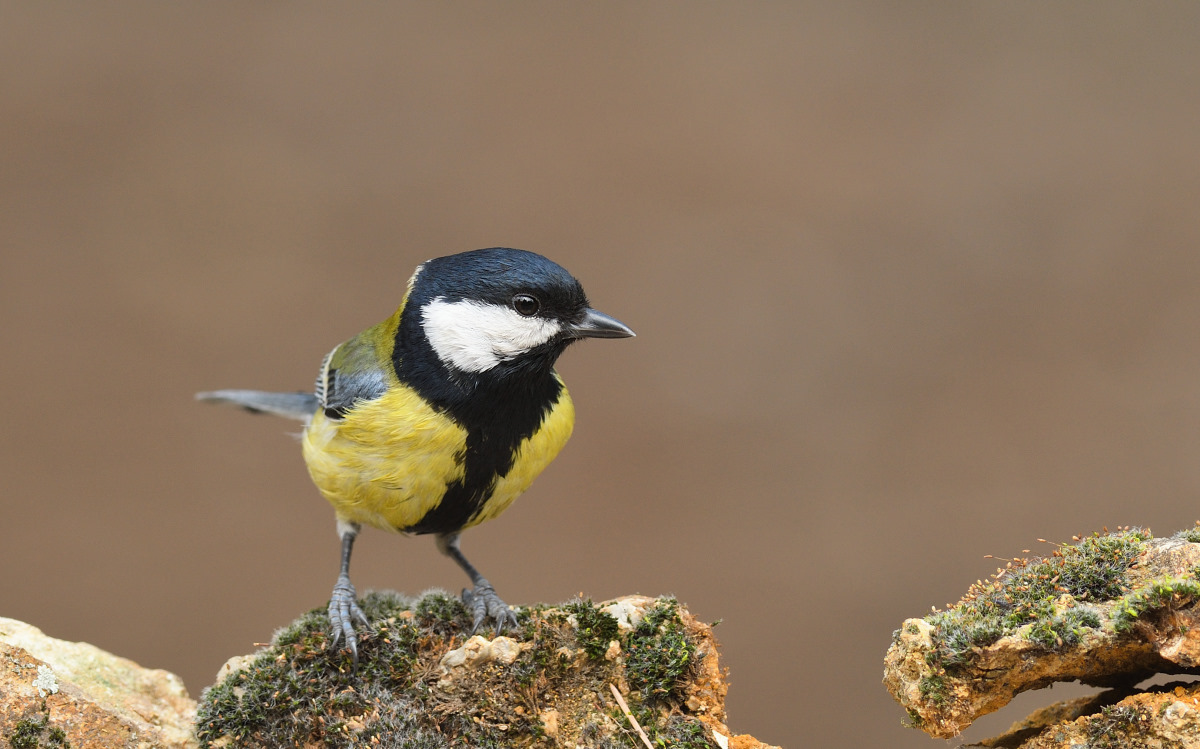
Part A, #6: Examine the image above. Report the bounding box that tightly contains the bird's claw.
[462,580,519,636]
[328,575,370,662]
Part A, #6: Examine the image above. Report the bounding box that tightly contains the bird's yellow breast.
[301,380,575,533]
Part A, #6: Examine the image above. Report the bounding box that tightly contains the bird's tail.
[195,389,319,422]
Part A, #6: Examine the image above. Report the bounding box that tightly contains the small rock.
[602,595,656,632]
[1163,700,1192,727]
[213,654,255,686]
[728,734,783,749]
[437,635,529,686]
[554,644,586,667]
[539,708,560,737]
[604,639,622,660]
[490,635,524,665]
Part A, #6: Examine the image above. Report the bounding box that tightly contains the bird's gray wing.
[316,333,389,419]
[196,332,387,422]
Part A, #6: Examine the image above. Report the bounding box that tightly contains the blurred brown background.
[3,4,1200,747]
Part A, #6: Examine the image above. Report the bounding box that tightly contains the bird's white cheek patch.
[421,298,562,373]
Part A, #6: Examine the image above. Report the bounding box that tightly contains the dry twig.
[609,683,653,749]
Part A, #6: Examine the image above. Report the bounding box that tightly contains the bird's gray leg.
[329,520,370,661]
[437,533,519,635]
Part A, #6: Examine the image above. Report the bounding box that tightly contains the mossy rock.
[885,525,1200,739]
[196,591,724,748]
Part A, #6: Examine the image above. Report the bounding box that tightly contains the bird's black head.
[397,248,633,388]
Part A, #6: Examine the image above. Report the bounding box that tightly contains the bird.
[197,247,634,660]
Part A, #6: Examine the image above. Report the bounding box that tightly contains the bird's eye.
[512,294,540,317]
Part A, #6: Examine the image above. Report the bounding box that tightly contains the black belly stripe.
[403,431,499,535]
[402,377,564,536]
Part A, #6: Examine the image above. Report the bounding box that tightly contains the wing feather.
[319,334,390,419]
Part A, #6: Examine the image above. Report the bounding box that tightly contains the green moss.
[511,605,577,689]
[918,674,948,705]
[905,707,924,728]
[647,715,718,748]
[9,719,43,749]
[1113,576,1200,634]
[413,589,468,635]
[9,713,69,749]
[197,592,710,748]
[625,598,696,705]
[1087,704,1152,748]
[1173,525,1200,544]
[564,599,621,659]
[578,720,631,749]
[270,605,328,649]
[1026,529,1149,601]
[926,528,1150,673]
[196,591,431,748]
[616,704,716,749]
[1025,606,1102,649]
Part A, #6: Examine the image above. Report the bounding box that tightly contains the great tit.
[198,248,633,659]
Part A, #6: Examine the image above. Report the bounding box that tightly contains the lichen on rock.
[0,617,197,749]
[196,590,778,748]
[884,526,1200,744]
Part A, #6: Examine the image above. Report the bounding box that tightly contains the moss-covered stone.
[1085,703,1154,749]
[1112,576,1200,634]
[925,528,1150,673]
[196,591,726,748]
[885,525,1200,740]
[1172,524,1200,545]
[625,598,695,705]
[918,674,948,706]
[562,599,620,659]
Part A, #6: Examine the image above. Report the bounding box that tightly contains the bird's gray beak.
[569,308,635,339]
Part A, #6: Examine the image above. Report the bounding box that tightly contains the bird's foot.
[462,579,519,636]
[328,574,371,662]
